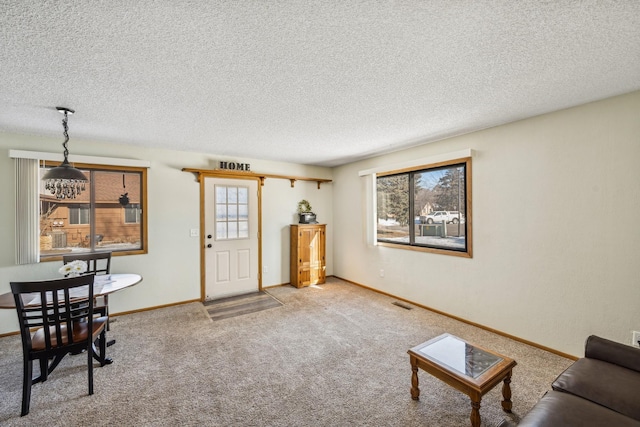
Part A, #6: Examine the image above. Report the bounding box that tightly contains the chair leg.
[44,354,66,379]
[87,342,94,395]
[39,357,48,382]
[21,358,33,416]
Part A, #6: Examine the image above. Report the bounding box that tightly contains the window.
[39,163,147,259]
[68,205,90,225]
[124,204,141,224]
[215,185,249,240]
[376,157,471,257]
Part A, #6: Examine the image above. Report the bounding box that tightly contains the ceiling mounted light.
[42,107,87,199]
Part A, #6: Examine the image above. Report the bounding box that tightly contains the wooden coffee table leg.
[501,370,513,412]
[470,398,481,427]
[410,357,420,400]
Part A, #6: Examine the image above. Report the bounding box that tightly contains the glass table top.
[417,335,503,379]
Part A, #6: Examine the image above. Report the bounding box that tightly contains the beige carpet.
[0,278,573,426]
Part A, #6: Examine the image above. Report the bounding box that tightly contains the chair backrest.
[62,251,112,275]
[11,275,97,355]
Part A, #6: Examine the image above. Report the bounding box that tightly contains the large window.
[39,163,147,259]
[376,157,471,257]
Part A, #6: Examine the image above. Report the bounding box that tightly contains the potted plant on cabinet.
[297,199,318,224]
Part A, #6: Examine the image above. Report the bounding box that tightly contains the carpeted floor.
[0,278,573,426]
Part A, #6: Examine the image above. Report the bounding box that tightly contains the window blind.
[15,158,40,264]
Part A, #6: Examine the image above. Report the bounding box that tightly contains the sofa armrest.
[585,335,640,372]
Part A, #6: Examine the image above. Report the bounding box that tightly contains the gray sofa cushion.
[516,390,640,427]
[552,358,640,421]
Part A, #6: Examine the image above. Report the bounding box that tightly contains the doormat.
[204,291,283,321]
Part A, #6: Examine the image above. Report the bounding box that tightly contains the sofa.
[499,335,640,426]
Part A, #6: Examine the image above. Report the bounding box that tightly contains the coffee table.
[408,333,517,427]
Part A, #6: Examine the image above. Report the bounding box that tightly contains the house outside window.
[39,163,147,259]
[376,157,472,257]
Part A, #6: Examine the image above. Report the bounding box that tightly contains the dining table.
[0,273,142,364]
[0,273,142,309]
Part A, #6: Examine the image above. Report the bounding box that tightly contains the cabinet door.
[298,267,311,287]
[309,265,325,285]
[298,227,317,268]
[306,226,325,284]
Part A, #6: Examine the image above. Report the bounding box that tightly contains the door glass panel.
[228,221,238,239]
[216,204,226,220]
[216,222,227,240]
[238,205,248,220]
[216,186,226,203]
[238,221,249,238]
[228,187,237,203]
[238,187,248,203]
[215,185,250,240]
[228,205,238,220]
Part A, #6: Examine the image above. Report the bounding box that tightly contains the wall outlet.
[190,228,199,237]
[632,331,640,347]
[379,269,385,278]
[263,266,269,273]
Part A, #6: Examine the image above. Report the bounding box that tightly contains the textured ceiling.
[1,1,639,167]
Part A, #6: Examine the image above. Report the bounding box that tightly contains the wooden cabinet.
[290,224,326,288]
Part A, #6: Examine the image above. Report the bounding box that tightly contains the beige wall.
[0,134,333,334]
[2,91,638,356]
[332,90,640,357]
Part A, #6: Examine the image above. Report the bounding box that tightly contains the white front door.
[204,177,259,300]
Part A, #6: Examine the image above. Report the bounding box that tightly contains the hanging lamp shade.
[42,107,87,199]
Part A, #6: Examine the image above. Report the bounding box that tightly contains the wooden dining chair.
[10,274,110,416]
[62,251,112,276]
[62,251,112,327]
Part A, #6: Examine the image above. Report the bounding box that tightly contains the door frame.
[193,170,262,301]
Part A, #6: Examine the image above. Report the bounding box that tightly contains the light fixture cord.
[61,110,70,161]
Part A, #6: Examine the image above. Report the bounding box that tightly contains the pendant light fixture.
[42,107,88,199]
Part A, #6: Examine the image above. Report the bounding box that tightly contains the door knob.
[207,234,212,239]
[207,244,212,248]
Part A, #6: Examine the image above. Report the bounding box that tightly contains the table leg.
[501,370,513,413]
[410,357,420,400]
[470,399,481,427]
[92,339,113,366]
